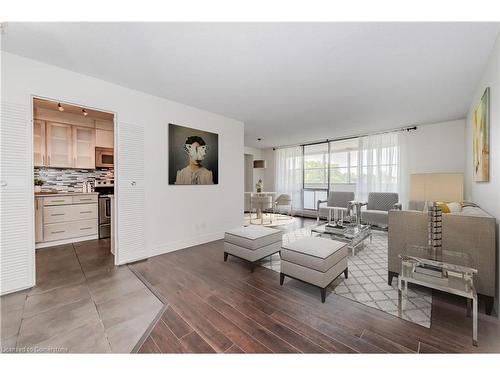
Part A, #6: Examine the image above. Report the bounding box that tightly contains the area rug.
[258,226,433,328]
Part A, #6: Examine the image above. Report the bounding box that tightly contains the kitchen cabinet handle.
[48,155,51,165]
[79,198,92,201]
[51,230,65,234]
[80,211,92,214]
[50,213,65,216]
[51,200,65,203]
[79,227,92,230]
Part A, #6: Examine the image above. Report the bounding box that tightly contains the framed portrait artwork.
[473,87,490,182]
[168,123,219,185]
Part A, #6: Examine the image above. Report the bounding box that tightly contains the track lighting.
[58,103,64,112]
[82,109,88,116]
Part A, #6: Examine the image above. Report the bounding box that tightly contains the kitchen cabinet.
[35,193,99,248]
[73,126,96,169]
[35,120,112,169]
[95,129,114,148]
[33,120,46,167]
[46,122,73,168]
[35,197,43,243]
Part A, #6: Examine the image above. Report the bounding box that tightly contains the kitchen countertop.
[34,192,99,197]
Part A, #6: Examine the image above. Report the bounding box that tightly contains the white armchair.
[273,194,293,219]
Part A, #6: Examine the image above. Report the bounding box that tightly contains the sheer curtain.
[356,132,400,202]
[275,146,303,211]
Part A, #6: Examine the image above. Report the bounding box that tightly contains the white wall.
[464,32,500,313]
[399,119,466,207]
[244,146,265,188]
[262,148,275,192]
[465,34,500,217]
[1,52,244,293]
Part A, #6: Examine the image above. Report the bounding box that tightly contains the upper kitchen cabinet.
[33,120,46,167]
[95,129,114,148]
[95,119,114,148]
[73,126,96,169]
[46,122,73,168]
[33,98,114,170]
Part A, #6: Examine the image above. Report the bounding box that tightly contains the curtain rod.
[272,125,417,150]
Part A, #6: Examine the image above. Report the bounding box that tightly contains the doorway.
[32,97,117,282]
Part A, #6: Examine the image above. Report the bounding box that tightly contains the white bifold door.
[115,122,147,265]
[0,102,35,295]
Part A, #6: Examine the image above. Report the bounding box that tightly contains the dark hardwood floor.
[132,218,500,354]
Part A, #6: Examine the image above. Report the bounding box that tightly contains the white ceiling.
[2,22,499,148]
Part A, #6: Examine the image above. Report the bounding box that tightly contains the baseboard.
[35,234,98,249]
[149,231,225,258]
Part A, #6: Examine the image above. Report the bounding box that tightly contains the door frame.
[30,94,120,279]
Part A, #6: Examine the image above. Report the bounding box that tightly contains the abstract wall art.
[473,87,490,182]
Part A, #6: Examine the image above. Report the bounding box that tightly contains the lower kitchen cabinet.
[43,219,98,242]
[35,194,99,248]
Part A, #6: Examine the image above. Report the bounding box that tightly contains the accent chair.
[273,194,293,219]
[316,191,355,223]
[360,192,401,228]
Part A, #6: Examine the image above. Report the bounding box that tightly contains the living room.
[1,0,500,373]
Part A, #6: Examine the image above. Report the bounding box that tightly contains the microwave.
[95,147,114,168]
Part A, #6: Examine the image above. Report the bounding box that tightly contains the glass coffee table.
[398,245,478,346]
[311,223,372,256]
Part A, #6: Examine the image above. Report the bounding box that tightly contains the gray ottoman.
[224,226,282,272]
[280,237,348,302]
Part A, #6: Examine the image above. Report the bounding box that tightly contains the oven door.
[99,196,112,225]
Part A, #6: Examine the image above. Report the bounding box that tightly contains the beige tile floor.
[0,239,163,353]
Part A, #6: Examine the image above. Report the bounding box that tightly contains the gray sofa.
[388,204,496,315]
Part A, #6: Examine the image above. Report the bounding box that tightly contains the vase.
[34,186,42,193]
[257,188,262,193]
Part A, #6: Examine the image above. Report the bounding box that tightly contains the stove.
[94,179,114,239]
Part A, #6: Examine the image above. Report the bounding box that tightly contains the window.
[303,143,329,209]
[329,138,359,185]
[357,132,400,201]
[277,132,400,212]
[303,143,329,189]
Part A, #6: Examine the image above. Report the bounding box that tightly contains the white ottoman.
[224,226,282,272]
[280,237,348,302]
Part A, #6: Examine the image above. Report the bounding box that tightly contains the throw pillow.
[447,202,462,213]
[436,202,450,213]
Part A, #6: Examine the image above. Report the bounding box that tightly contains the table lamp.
[410,173,464,251]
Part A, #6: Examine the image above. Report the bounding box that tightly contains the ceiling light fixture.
[57,103,64,112]
[82,109,88,116]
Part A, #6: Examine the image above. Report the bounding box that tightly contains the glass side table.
[311,223,372,256]
[398,245,478,346]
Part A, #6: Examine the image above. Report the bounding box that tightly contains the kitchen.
[33,98,115,260]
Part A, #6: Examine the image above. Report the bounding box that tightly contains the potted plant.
[34,178,44,193]
[255,179,263,193]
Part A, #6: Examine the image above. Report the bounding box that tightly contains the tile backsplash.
[34,167,114,193]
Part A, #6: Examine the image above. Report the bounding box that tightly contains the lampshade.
[410,173,464,202]
[253,160,266,168]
